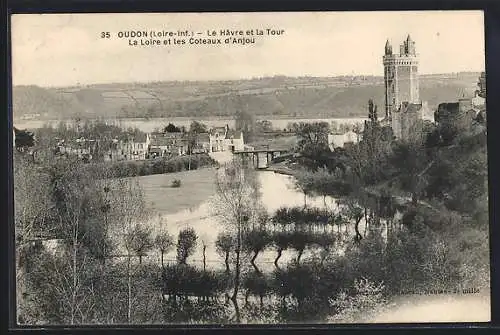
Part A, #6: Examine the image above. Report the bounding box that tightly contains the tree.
[45,162,101,324]
[109,177,149,324]
[14,127,35,152]
[339,198,365,242]
[272,232,290,269]
[242,229,270,274]
[255,120,273,133]
[176,228,198,265]
[294,168,315,207]
[390,140,430,205]
[154,228,174,268]
[215,233,234,273]
[368,99,378,122]
[235,109,256,143]
[189,121,208,134]
[212,159,262,322]
[164,123,182,133]
[125,224,154,264]
[294,122,330,154]
[309,166,341,207]
[346,121,392,185]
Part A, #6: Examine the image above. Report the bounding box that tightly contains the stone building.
[382,35,432,140]
[327,130,361,150]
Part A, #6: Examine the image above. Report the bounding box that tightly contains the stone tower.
[383,35,420,119]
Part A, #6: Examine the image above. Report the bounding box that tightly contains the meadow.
[136,167,217,215]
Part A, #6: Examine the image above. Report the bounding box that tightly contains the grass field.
[135,167,216,215]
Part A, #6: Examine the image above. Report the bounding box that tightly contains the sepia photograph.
[11,10,489,325]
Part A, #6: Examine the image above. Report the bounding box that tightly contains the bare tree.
[212,158,262,323]
[108,177,149,324]
[154,225,174,268]
[216,233,234,273]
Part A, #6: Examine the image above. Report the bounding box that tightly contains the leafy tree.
[235,109,256,143]
[189,120,208,134]
[215,233,234,273]
[293,121,330,155]
[255,120,273,133]
[242,229,271,273]
[154,228,174,268]
[164,123,182,133]
[294,168,316,207]
[125,225,154,264]
[288,231,310,264]
[14,128,35,151]
[368,99,378,122]
[272,232,290,269]
[176,228,198,265]
[346,121,392,185]
[390,140,430,204]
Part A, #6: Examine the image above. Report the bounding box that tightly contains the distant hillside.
[12,73,481,120]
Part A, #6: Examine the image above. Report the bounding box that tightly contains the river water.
[142,151,345,271]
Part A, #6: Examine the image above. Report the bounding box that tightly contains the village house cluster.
[49,124,245,162]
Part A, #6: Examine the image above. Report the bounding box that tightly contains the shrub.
[328,277,386,323]
[176,228,198,265]
[161,264,228,298]
[171,179,182,188]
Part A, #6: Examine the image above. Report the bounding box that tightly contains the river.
[139,151,346,271]
[14,116,367,133]
[130,151,490,323]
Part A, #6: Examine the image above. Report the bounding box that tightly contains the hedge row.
[86,154,217,178]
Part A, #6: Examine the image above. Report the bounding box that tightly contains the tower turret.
[383,35,420,118]
[385,39,392,55]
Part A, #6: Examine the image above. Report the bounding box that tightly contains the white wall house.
[105,133,151,161]
[328,130,360,150]
[209,125,229,152]
[224,130,245,152]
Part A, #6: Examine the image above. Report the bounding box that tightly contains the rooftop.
[225,129,243,140]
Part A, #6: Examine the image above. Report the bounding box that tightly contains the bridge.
[232,148,290,169]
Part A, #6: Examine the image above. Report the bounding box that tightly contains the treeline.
[84,154,218,179]
[32,120,147,148]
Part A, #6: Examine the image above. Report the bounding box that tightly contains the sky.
[11,11,485,87]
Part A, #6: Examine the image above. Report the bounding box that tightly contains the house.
[104,133,150,161]
[435,100,476,133]
[328,130,361,150]
[192,132,211,153]
[209,125,229,152]
[149,132,187,157]
[149,136,174,158]
[224,129,245,152]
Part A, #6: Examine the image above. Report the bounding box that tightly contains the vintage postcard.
[11,11,489,325]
